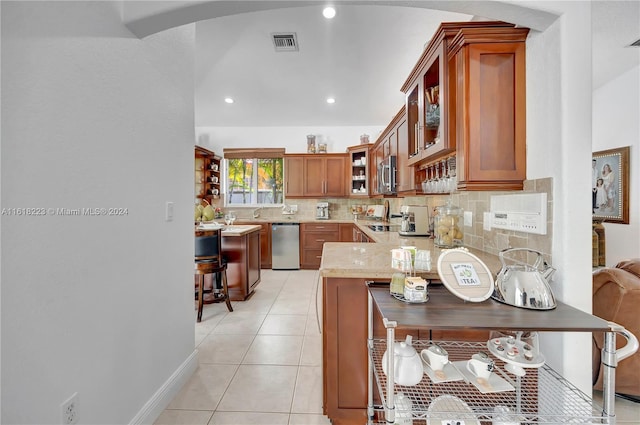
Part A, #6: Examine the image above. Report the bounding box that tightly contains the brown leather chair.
[592,259,640,399]
[195,229,232,322]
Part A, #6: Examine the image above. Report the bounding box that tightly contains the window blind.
[222,148,285,159]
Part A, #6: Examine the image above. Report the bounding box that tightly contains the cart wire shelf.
[369,339,608,424]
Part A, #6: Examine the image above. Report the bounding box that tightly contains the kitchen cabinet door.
[339,223,354,242]
[303,156,325,196]
[324,156,347,196]
[395,115,415,193]
[284,156,304,197]
[453,37,528,190]
[303,155,347,198]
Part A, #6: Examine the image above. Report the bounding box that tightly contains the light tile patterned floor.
[155,270,330,425]
[156,270,640,425]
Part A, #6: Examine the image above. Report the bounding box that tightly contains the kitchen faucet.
[252,206,263,219]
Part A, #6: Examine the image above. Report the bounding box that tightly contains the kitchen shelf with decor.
[195,146,221,205]
[366,279,638,424]
[347,144,370,197]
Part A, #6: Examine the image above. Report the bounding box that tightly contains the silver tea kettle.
[491,248,557,310]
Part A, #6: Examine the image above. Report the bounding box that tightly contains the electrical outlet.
[289,204,298,212]
[463,211,472,227]
[60,392,78,425]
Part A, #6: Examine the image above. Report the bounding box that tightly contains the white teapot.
[382,335,423,386]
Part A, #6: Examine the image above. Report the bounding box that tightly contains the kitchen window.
[223,148,284,206]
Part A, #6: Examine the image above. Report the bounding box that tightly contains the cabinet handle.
[316,255,322,259]
[315,226,325,229]
[414,122,419,155]
[316,239,326,242]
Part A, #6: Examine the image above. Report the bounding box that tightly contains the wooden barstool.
[195,228,233,322]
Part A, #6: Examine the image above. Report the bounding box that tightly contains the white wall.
[196,125,385,154]
[593,66,640,265]
[524,1,594,394]
[1,2,197,424]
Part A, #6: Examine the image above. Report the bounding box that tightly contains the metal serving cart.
[367,284,638,424]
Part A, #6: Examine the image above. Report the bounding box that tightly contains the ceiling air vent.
[272,33,298,52]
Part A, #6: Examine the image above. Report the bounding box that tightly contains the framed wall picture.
[592,146,630,224]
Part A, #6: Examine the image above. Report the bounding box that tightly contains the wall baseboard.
[129,350,198,425]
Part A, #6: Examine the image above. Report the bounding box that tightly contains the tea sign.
[450,263,481,286]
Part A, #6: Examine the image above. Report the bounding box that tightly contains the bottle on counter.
[434,200,464,248]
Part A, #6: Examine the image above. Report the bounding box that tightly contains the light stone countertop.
[221,224,261,236]
[320,221,502,280]
[195,224,261,236]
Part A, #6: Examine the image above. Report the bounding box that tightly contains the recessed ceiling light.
[224,97,234,104]
[322,6,336,19]
[326,97,336,104]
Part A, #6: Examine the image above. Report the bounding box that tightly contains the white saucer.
[422,361,464,383]
[452,361,514,394]
[426,394,480,425]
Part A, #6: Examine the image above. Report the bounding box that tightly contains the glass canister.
[434,201,464,248]
[307,135,316,153]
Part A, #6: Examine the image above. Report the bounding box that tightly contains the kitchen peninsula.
[196,224,261,301]
[319,231,502,425]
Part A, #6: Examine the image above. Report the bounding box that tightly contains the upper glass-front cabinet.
[405,36,453,166]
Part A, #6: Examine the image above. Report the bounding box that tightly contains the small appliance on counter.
[398,205,430,236]
[365,205,385,220]
[316,201,329,220]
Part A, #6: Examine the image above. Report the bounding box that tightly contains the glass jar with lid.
[307,135,316,153]
[434,201,464,248]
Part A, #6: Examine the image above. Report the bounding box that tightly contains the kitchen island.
[222,224,261,300]
[196,224,261,301]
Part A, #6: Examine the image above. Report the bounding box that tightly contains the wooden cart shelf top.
[369,285,610,333]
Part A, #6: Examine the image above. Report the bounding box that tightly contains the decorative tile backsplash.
[211,177,553,260]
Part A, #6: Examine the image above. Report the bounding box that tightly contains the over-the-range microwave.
[377,155,397,195]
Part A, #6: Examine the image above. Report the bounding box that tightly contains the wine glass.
[228,211,237,228]
[224,213,233,228]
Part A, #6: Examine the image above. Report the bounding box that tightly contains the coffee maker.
[316,202,329,220]
[399,205,430,236]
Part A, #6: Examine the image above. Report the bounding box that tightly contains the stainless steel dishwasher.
[271,222,300,269]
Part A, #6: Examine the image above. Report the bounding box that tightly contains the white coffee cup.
[420,345,448,372]
[212,176,218,183]
[466,352,494,381]
[212,188,219,196]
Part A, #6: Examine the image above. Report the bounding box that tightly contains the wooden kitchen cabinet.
[284,156,304,197]
[300,222,340,269]
[450,27,529,190]
[323,279,491,424]
[285,154,347,198]
[339,223,354,242]
[370,143,385,196]
[400,22,528,191]
[370,107,414,195]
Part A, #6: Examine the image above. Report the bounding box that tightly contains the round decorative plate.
[426,394,480,425]
[437,249,495,302]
